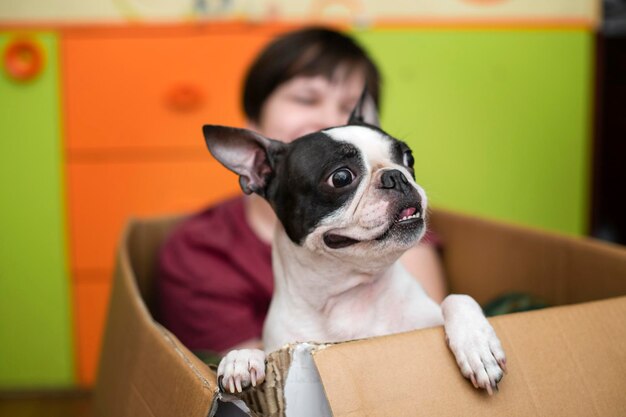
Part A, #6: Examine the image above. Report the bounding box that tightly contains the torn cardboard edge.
[211,342,333,417]
[153,312,332,417]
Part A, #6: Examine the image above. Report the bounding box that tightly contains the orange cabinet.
[72,270,112,387]
[61,24,295,385]
[62,25,282,150]
[66,158,238,271]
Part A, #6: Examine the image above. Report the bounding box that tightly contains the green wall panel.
[354,29,592,235]
[0,32,74,388]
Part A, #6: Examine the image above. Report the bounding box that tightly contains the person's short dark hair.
[242,27,381,123]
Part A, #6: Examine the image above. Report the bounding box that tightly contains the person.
[156,27,447,355]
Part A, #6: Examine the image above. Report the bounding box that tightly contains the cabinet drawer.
[66,157,240,270]
[62,27,278,151]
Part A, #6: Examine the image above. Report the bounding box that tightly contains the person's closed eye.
[291,95,319,106]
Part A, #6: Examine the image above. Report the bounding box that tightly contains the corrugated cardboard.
[93,209,626,417]
[429,211,626,305]
[313,297,626,417]
[93,214,219,417]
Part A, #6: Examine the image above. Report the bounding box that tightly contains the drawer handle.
[165,84,204,112]
[3,37,45,82]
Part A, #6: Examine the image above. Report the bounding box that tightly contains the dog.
[203,91,506,396]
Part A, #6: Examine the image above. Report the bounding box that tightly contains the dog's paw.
[442,295,507,395]
[217,349,266,394]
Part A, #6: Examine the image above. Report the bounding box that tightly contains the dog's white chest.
[264,264,445,349]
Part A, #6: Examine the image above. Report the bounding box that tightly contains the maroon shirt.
[157,197,273,353]
[157,196,439,353]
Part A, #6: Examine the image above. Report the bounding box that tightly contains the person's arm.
[400,243,448,304]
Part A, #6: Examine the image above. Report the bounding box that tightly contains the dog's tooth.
[397,212,425,223]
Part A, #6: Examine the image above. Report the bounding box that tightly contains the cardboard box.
[93,209,626,417]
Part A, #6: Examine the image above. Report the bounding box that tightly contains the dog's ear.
[203,125,285,197]
[348,87,380,128]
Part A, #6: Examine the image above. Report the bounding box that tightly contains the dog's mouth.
[323,205,423,249]
[375,204,424,242]
[395,206,422,224]
[323,233,360,249]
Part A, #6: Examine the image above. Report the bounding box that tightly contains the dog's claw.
[217,349,267,394]
[498,358,508,374]
[470,374,478,389]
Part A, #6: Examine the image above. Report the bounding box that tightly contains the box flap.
[94,217,220,417]
[431,209,626,306]
[313,296,626,417]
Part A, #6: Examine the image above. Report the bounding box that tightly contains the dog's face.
[203,92,427,261]
[270,124,427,257]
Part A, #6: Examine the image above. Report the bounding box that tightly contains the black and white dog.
[203,92,506,396]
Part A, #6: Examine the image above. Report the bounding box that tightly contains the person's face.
[249,67,366,143]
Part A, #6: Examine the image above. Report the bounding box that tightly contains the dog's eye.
[403,151,415,168]
[328,168,354,188]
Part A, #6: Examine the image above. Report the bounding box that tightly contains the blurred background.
[0,0,624,413]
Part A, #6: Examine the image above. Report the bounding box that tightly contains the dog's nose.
[380,169,412,195]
